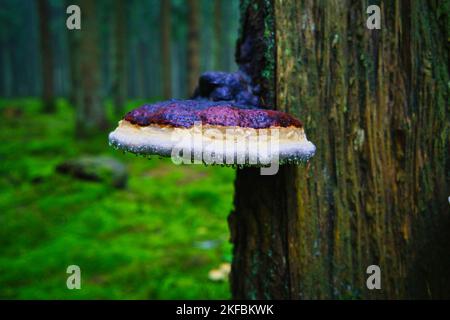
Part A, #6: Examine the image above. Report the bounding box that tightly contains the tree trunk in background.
[1,41,13,97]
[137,42,147,98]
[66,1,78,106]
[213,0,222,71]
[37,0,55,112]
[187,0,200,96]
[229,0,449,299]
[74,0,107,137]
[220,0,229,72]
[160,0,172,99]
[67,32,78,106]
[113,0,127,115]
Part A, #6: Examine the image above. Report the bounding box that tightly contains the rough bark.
[112,0,127,115]
[74,0,107,137]
[187,0,201,96]
[229,0,449,299]
[37,0,55,112]
[160,0,172,99]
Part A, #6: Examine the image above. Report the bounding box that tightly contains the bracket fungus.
[109,71,316,168]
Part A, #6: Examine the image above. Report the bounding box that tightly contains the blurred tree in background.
[160,0,172,99]
[37,0,55,112]
[0,0,240,120]
[187,0,200,96]
[112,0,127,115]
[74,0,108,137]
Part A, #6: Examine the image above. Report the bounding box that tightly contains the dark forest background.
[0,0,239,100]
[0,0,239,299]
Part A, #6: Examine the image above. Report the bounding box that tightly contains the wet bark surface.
[230,0,449,299]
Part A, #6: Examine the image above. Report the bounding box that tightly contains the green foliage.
[0,98,235,299]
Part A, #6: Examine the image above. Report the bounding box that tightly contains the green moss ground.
[0,98,235,299]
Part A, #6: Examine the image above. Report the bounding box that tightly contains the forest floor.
[0,98,235,299]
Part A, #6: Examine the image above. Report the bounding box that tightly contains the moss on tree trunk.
[229,0,449,299]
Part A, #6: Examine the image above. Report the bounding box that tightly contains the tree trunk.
[37,0,55,112]
[187,0,200,96]
[213,0,222,71]
[1,41,13,97]
[112,0,127,114]
[229,0,449,299]
[137,41,147,98]
[66,1,77,106]
[74,0,107,137]
[160,0,172,99]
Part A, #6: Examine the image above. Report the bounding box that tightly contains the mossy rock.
[56,156,128,188]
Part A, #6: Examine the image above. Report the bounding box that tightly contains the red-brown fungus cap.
[124,100,302,129]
